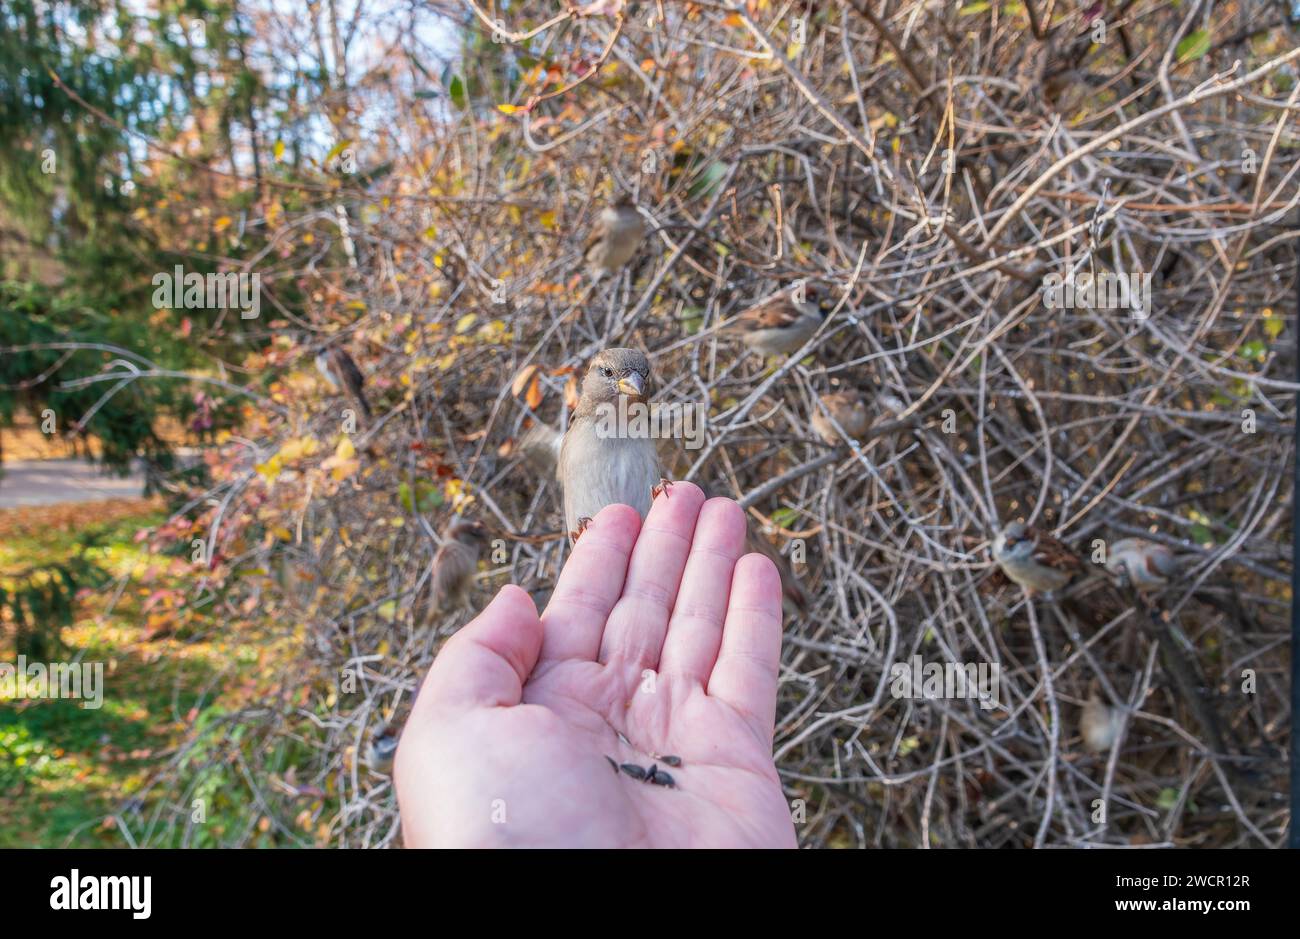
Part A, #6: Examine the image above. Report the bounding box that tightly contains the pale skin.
[395,482,796,848]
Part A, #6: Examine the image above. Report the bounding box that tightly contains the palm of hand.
[397,485,796,849]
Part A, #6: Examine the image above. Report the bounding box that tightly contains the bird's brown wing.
[1030,527,1083,574]
[821,391,860,414]
[737,297,800,331]
[330,348,365,392]
[330,348,371,418]
[980,566,1012,594]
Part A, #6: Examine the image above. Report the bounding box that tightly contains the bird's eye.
[600,367,613,378]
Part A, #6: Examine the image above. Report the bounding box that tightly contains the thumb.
[413,585,543,711]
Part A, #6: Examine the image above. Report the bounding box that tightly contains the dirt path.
[0,459,145,508]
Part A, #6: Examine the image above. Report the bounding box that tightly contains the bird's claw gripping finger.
[652,478,674,501]
[569,516,593,544]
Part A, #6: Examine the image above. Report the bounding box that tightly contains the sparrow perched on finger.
[315,342,372,420]
[431,519,490,610]
[584,198,645,277]
[728,285,826,356]
[558,348,659,541]
[811,390,870,444]
[992,520,1083,593]
[1105,537,1178,592]
[556,348,807,613]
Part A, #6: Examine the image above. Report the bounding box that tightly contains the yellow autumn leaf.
[214,215,232,232]
[455,313,477,334]
[255,454,283,485]
[278,436,320,462]
[445,478,475,511]
[539,210,557,229]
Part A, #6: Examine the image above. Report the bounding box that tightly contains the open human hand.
[395,482,796,848]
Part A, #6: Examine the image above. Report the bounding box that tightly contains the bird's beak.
[617,373,645,398]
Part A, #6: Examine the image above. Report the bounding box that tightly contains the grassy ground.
[0,498,258,847]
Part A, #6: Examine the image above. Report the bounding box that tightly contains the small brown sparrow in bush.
[811,391,870,444]
[728,286,825,356]
[1080,692,1123,753]
[367,727,399,774]
[584,198,645,276]
[557,348,807,614]
[1105,537,1178,592]
[431,519,489,609]
[992,521,1083,593]
[316,343,372,419]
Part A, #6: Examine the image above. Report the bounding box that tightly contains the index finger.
[538,503,641,664]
